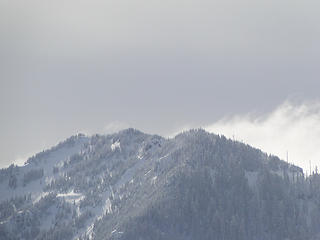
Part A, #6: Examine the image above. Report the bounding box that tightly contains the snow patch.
[145,169,152,176]
[57,190,84,204]
[159,154,169,161]
[105,198,112,214]
[151,176,157,185]
[137,145,144,159]
[111,229,124,235]
[111,140,121,151]
[85,223,94,240]
[33,192,50,204]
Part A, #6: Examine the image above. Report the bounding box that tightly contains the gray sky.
[1,0,320,169]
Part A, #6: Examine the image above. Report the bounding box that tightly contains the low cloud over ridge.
[206,101,320,173]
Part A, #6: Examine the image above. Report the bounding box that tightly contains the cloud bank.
[205,101,320,173]
[103,121,130,135]
[9,102,320,175]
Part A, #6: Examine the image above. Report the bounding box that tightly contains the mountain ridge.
[0,128,319,240]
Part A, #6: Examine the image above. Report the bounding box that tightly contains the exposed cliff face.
[0,129,319,240]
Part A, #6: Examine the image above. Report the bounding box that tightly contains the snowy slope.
[0,134,88,204]
[0,129,319,240]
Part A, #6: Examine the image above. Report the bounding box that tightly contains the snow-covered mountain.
[0,129,320,240]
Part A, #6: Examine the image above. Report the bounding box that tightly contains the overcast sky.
[1,0,320,171]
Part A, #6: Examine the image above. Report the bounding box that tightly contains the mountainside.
[0,129,320,240]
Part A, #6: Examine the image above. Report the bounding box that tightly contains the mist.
[206,100,320,173]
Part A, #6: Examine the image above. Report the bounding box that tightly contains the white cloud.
[205,101,320,173]
[103,121,130,134]
[12,155,29,167]
[166,124,195,138]
[12,148,46,167]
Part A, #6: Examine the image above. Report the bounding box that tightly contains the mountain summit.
[0,129,319,240]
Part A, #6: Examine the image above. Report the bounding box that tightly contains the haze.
[1,0,320,171]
